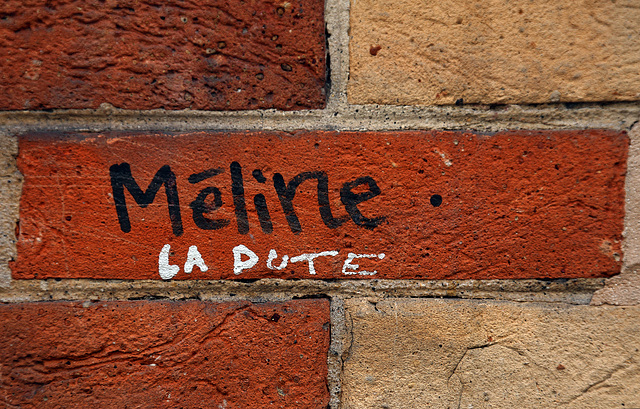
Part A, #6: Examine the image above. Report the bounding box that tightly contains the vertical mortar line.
[324,0,351,112]
[0,132,20,288]
[328,296,348,409]
[392,300,399,399]
[322,0,355,392]
[623,122,640,274]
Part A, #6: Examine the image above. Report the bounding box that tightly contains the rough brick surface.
[0,299,330,408]
[342,298,640,409]
[13,130,625,280]
[0,0,325,110]
[349,0,640,105]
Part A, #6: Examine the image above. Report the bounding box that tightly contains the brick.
[0,299,330,408]
[13,130,626,280]
[349,0,640,105]
[342,298,640,408]
[0,0,325,111]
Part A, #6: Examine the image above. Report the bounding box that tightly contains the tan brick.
[0,299,330,408]
[342,298,640,408]
[349,0,640,106]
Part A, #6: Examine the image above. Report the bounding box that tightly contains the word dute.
[158,244,386,280]
[109,161,386,235]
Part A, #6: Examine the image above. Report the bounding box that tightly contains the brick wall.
[1,0,639,407]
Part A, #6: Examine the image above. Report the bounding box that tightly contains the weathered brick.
[349,0,640,105]
[0,0,325,110]
[0,299,330,408]
[13,130,626,280]
[342,298,640,408]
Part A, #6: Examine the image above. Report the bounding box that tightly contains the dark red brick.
[0,299,330,408]
[0,0,325,110]
[13,130,626,280]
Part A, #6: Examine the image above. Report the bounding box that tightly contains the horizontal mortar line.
[0,278,605,305]
[1,103,639,133]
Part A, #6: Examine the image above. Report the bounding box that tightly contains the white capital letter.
[159,244,180,280]
[290,251,338,275]
[184,245,208,273]
[342,253,385,276]
[266,249,289,270]
[233,244,259,275]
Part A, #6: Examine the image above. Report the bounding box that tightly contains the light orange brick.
[349,0,640,105]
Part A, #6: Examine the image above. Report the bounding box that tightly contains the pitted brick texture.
[0,0,325,110]
[13,130,626,280]
[0,299,330,408]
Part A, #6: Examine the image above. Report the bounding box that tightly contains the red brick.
[0,0,325,111]
[13,130,626,280]
[0,299,330,408]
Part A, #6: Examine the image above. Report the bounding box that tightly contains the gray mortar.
[0,134,20,288]
[1,102,639,134]
[0,278,605,304]
[325,0,350,109]
[328,297,348,409]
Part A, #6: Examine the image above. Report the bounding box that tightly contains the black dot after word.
[430,194,443,207]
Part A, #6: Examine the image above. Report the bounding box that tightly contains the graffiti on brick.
[158,244,386,280]
[109,161,389,279]
[109,161,387,236]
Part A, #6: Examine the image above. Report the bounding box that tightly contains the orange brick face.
[13,130,626,280]
[0,299,331,408]
[0,0,325,110]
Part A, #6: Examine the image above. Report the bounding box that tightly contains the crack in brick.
[562,356,637,406]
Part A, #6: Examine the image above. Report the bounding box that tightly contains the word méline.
[109,161,386,236]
